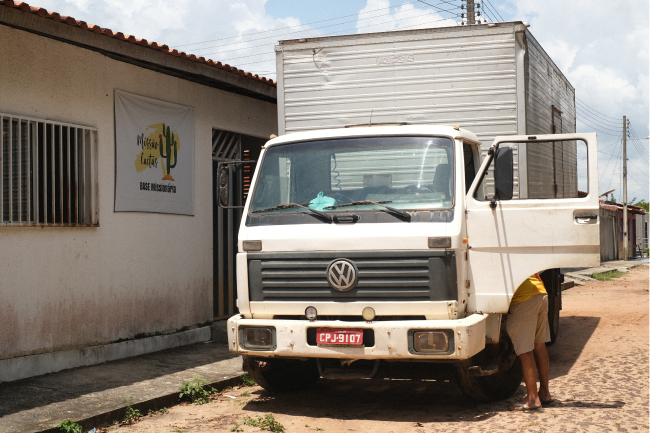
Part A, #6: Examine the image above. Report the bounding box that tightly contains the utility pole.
[623,115,628,261]
[467,0,475,24]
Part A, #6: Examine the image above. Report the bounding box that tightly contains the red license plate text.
[316,328,364,346]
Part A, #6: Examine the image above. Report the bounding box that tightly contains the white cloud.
[542,39,579,72]
[31,0,315,79]
[356,0,457,33]
[506,0,649,199]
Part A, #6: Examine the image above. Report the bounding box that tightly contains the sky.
[31,0,649,202]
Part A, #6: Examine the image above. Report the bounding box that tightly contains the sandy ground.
[107,265,649,433]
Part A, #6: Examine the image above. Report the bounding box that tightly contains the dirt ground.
[108,264,649,433]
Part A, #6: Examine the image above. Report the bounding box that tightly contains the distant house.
[0,1,277,382]
[599,199,647,260]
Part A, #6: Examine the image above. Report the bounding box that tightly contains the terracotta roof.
[0,0,276,87]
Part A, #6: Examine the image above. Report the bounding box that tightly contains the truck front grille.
[247,250,457,302]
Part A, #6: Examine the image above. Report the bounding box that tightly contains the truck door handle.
[575,214,598,220]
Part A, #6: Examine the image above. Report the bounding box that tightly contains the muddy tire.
[454,326,522,402]
[243,356,320,392]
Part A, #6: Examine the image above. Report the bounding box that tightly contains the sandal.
[510,402,541,411]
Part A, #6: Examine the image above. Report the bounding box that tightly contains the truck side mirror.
[494,146,514,200]
[216,160,257,209]
[217,164,230,208]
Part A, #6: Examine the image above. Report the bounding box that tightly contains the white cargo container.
[221,22,600,402]
[275,22,578,199]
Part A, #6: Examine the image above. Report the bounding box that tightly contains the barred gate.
[212,129,242,320]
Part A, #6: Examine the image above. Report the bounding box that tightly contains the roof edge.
[0,1,277,102]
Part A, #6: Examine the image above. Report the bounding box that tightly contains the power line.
[576,107,623,134]
[575,100,622,127]
[577,115,624,137]
[215,15,459,68]
[416,0,464,16]
[628,123,650,159]
[175,0,421,48]
[483,0,504,21]
[193,1,458,58]
[575,97,622,121]
[600,133,622,184]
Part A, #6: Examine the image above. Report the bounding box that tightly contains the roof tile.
[0,0,275,86]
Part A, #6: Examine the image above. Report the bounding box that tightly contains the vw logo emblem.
[327,259,358,292]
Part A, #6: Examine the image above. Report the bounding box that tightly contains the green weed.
[57,420,82,433]
[123,397,141,425]
[242,391,251,397]
[241,372,256,387]
[592,269,625,281]
[231,423,244,432]
[243,414,285,432]
[179,376,216,405]
[160,407,169,414]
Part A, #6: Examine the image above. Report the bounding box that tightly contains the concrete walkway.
[562,257,649,285]
[0,341,242,433]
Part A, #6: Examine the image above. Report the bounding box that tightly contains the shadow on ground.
[0,341,238,418]
[239,315,606,425]
[548,315,600,379]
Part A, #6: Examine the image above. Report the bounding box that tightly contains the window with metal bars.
[0,113,97,226]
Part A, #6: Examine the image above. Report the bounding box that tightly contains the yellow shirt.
[511,273,547,305]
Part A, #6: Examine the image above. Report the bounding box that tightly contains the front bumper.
[227,314,488,360]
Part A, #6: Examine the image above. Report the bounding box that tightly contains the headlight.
[240,327,276,350]
[411,330,451,353]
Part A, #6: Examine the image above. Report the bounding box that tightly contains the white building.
[0,1,277,382]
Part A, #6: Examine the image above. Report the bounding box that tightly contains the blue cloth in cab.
[309,192,336,211]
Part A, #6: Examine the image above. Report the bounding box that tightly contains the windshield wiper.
[324,200,411,220]
[252,203,332,222]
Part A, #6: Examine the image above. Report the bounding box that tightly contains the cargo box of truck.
[275,21,579,199]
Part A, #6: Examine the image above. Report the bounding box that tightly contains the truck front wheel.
[243,356,320,392]
[454,331,522,402]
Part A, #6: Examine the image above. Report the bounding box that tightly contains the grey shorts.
[506,294,551,356]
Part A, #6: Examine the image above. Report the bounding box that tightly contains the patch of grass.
[231,423,244,432]
[179,376,216,405]
[57,420,82,433]
[241,372,256,387]
[123,397,141,425]
[243,414,285,432]
[241,391,251,397]
[160,407,169,414]
[592,269,625,281]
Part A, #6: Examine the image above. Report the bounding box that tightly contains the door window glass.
[474,139,588,201]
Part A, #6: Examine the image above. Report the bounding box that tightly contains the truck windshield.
[250,136,454,214]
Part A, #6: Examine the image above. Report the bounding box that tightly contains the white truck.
[220,22,600,401]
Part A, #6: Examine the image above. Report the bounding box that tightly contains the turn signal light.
[243,240,262,251]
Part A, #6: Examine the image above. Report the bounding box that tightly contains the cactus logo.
[135,123,181,181]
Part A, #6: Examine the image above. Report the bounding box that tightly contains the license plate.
[316,328,364,346]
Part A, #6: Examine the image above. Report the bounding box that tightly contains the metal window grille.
[0,113,98,226]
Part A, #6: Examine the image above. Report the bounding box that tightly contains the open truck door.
[466,133,599,314]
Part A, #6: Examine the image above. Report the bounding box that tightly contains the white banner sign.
[114,90,194,215]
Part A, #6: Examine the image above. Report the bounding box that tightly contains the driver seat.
[432,164,451,199]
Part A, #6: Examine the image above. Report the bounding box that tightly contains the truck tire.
[540,269,561,345]
[454,326,523,402]
[243,356,320,392]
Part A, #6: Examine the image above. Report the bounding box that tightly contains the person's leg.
[518,351,541,409]
[533,294,552,403]
[533,342,551,402]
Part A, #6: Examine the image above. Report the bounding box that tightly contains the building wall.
[0,24,277,361]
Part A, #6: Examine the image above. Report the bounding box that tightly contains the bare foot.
[510,402,541,411]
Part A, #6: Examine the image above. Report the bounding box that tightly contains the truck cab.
[222,124,599,400]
